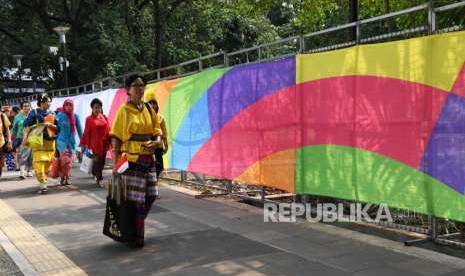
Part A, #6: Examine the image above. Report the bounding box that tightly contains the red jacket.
[80,114,110,156]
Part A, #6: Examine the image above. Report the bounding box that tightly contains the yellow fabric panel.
[356,36,432,88]
[430,31,465,91]
[110,103,161,162]
[296,46,357,83]
[297,30,465,92]
[235,149,295,193]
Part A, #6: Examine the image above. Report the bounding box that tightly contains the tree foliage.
[0,0,463,94]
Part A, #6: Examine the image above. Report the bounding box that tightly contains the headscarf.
[62,99,76,134]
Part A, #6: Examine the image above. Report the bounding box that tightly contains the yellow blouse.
[110,103,162,162]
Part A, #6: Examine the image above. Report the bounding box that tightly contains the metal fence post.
[180,170,186,183]
[356,21,361,44]
[428,1,437,34]
[226,181,233,194]
[302,195,309,216]
[223,51,229,67]
[299,34,305,53]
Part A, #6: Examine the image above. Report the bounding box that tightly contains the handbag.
[102,174,137,242]
[48,157,60,178]
[102,196,137,243]
[5,153,15,171]
[25,124,44,149]
[79,152,93,174]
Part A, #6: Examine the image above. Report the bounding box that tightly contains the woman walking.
[24,94,57,194]
[12,101,33,179]
[80,98,110,186]
[107,74,162,248]
[143,98,168,180]
[55,99,82,185]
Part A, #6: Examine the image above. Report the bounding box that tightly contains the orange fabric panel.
[235,149,295,192]
[157,80,177,114]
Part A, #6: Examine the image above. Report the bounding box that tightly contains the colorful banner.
[51,30,465,223]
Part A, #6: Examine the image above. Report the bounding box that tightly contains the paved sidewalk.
[1,166,465,275]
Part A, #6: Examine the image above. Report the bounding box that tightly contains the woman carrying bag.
[80,98,110,187]
[24,94,57,194]
[105,74,162,248]
[55,99,83,185]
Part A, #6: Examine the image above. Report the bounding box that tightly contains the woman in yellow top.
[109,74,162,248]
[143,95,168,180]
[24,94,57,194]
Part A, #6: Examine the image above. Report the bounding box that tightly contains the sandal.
[96,180,104,188]
[61,177,70,186]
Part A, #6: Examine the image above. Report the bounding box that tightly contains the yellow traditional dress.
[108,102,161,245]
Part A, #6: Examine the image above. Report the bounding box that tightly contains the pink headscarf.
[62,99,76,134]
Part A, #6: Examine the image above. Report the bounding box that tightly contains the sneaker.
[19,175,26,180]
[26,171,33,177]
[37,188,48,194]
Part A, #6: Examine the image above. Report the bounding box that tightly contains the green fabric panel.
[162,68,229,140]
[296,145,465,222]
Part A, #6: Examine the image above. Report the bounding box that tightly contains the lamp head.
[53,26,70,44]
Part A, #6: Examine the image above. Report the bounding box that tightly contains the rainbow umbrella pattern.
[56,30,465,222]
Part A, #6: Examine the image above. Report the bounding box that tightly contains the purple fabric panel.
[420,93,465,194]
[208,57,296,134]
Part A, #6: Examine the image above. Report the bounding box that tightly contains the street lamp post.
[53,26,70,92]
[12,54,23,98]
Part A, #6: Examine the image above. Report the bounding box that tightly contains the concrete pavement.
[1,166,465,275]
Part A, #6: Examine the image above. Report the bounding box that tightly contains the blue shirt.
[56,112,83,153]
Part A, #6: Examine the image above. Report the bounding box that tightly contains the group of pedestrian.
[1,73,169,249]
[1,103,32,177]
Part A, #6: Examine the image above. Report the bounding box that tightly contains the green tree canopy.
[0,0,463,98]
